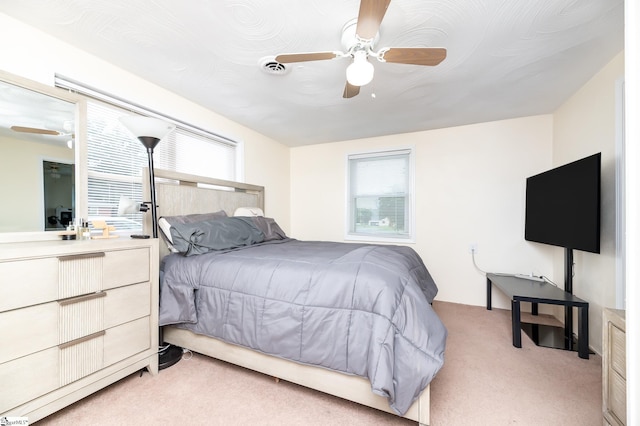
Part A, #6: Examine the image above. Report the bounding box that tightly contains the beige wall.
[553,52,624,353]
[0,13,291,232]
[291,115,555,308]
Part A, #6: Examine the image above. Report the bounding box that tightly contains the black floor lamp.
[120,115,183,370]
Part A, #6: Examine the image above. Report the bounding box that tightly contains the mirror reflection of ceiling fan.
[274,0,447,98]
[10,125,68,136]
[10,119,74,136]
[10,120,75,148]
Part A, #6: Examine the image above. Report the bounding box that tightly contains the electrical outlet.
[468,243,478,254]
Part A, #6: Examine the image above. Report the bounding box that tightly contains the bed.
[144,169,446,425]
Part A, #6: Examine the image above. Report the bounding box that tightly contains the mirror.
[43,160,75,230]
[0,70,86,240]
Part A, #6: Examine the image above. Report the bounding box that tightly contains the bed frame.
[145,168,430,425]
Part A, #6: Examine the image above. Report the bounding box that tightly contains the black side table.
[486,273,589,359]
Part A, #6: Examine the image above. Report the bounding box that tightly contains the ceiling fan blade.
[10,125,61,136]
[380,47,447,66]
[343,82,360,99]
[275,52,340,63]
[356,0,391,40]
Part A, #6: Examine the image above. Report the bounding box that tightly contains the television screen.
[524,153,601,253]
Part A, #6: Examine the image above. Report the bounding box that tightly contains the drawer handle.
[58,291,107,306]
[58,252,106,261]
[59,330,106,349]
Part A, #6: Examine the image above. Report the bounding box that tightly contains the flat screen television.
[524,153,601,254]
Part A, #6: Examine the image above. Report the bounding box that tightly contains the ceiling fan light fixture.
[346,51,374,87]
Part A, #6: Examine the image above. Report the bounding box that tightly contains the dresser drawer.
[610,323,626,379]
[0,257,59,311]
[0,252,106,311]
[608,370,626,425]
[104,317,151,367]
[105,282,151,328]
[0,282,150,364]
[0,302,59,364]
[0,248,150,313]
[59,314,151,386]
[103,248,150,289]
[0,316,152,412]
[0,347,59,413]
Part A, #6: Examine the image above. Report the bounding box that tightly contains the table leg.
[511,299,521,348]
[564,306,573,351]
[486,277,492,310]
[530,302,539,342]
[578,306,589,359]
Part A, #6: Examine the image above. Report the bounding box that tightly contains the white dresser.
[0,238,159,422]
[603,308,626,426]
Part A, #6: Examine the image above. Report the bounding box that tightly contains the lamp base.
[159,344,183,370]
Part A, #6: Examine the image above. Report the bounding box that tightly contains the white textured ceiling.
[0,0,624,147]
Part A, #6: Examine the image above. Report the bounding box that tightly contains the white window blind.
[347,148,414,241]
[56,76,239,233]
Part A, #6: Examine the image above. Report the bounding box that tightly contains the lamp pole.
[138,137,160,238]
[119,116,182,370]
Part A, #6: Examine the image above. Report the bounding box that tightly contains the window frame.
[345,146,416,243]
[55,75,242,235]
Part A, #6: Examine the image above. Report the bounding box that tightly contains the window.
[346,148,414,242]
[56,76,240,233]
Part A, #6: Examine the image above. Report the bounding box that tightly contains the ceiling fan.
[11,126,64,135]
[274,0,447,99]
[10,120,75,148]
[10,122,73,136]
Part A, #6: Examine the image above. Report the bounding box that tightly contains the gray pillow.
[242,216,287,241]
[167,216,265,256]
[159,210,228,251]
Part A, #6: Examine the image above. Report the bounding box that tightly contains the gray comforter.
[159,239,447,415]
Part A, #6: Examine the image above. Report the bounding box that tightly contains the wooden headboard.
[142,168,265,259]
